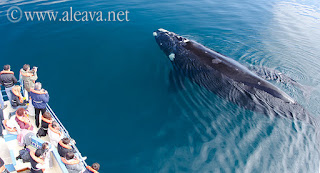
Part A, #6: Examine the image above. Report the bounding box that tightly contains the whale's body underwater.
[153,28,318,126]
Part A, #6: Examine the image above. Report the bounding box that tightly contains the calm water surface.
[1,0,320,172]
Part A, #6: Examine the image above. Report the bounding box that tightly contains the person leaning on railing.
[29,82,49,128]
[0,65,18,103]
[58,137,76,158]
[40,142,54,168]
[37,112,52,138]
[84,163,100,173]
[62,152,84,173]
[48,121,64,147]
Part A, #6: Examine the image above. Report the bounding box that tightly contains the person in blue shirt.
[29,82,49,128]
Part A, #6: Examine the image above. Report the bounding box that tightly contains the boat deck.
[1,100,82,172]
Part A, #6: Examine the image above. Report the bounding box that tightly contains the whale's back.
[183,40,295,104]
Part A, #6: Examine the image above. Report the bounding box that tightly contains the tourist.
[20,64,38,93]
[15,108,33,131]
[84,163,100,173]
[11,85,27,108]
[37,112,52,137]
[29,82,49,128]
[4,111,19,134]
[62,152,84,173]
[58,138,76,157]
[30,149,48,173]
[40,142,53,168]
[15,108,35,146]
[48,121,63,147]
[0,65,18,103]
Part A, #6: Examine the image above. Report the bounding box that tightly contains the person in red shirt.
[15,108,33,131]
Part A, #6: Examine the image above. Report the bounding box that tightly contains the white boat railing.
[45,103,88,167]
[18,74,88,168]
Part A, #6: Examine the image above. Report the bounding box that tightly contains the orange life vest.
[86,166,99,173]
[30,150,45,172]
[41,116,52,124]
[0,164,6,172]
[30,151,44,164]
[0,71,14,75]
[20,69,33,77]
[59,140,72,149]
[12,86,24,103]
[30,88,47,95]
[49,124,62,136]
[2,119,17,132]
[61,157,80,165]
[16,115,31,125]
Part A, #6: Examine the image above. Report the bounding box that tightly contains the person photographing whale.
[29,82,49,128]
[20,64,38,98]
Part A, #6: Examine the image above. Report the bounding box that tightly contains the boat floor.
[0,101,63,173]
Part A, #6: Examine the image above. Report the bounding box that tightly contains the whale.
[153,28,318,126]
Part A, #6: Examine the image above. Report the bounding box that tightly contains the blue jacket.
[30,90,49,109]
[83,168,96,173]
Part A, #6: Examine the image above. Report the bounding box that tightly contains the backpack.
[37,127,47,137]
[19,148,31,163]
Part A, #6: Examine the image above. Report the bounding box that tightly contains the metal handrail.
[46,103,88,167]
[18,73,88,168]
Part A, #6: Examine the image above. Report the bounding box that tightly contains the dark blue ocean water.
[1,0,320,172]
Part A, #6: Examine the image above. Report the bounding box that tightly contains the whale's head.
[153,28,189,62]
